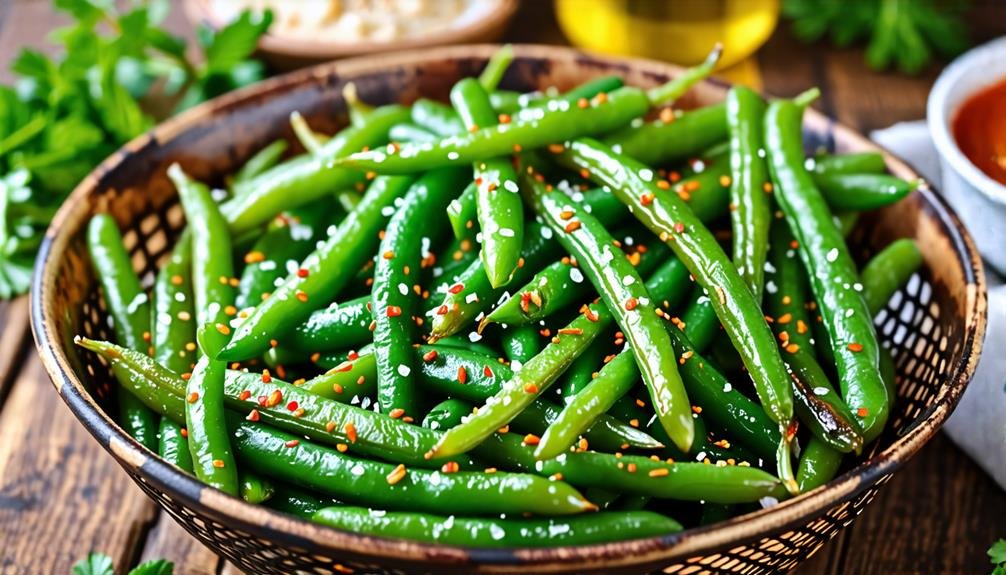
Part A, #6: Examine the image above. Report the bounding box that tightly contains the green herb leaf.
[71,552,115,575]
[990,538,1006,566]
[128,559,175,575]
[201,9,273,75]
[783,0,970,75]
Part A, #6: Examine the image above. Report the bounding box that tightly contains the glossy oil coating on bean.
[372,169,465,417]
[764,100,888,442]
[413,345,661,452]
[526,175,693,452]
[726,86,771,301]
[219,174,415,361]
[311,506,680,547]
[86,213,158,449]
[451,77,525,288]
[557,138,793,428]
[605,103,727,168]
[284,295,373,354]
[222,104,409,234]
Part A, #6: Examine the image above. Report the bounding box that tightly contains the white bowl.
[928,36,1006,275]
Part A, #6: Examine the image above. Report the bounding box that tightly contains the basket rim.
[29,43,988,570]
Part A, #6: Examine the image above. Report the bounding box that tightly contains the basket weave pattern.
[32,46,985,575]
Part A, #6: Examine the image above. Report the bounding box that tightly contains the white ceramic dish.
[928,36,1006,275]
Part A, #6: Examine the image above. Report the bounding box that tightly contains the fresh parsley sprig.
[991,538,1006,575]
[782,0,970,74]
[72,552,173,575]
[0,0,272,299]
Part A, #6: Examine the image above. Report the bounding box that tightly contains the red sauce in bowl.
[953,77,1006,186]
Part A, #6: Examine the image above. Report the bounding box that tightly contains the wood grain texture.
[139,514,223,574]
[0,355,157,574]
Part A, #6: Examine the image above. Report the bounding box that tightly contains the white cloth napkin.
[872,121,1006,490]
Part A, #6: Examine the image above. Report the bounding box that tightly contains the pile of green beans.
[79,45,923,547]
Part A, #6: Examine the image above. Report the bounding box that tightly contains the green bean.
[451,77,525,287]
[422,398,472,431]
[556,138,793,428]
[811,152,886,175]
[526,175,693,452]
[860,239,922,313]
[219,175,415,361]
[726,86,771,301]
[764,99,888,442]
[372,169,466,417]
[501,325,542,364]
[157,416,192,472]
[240,473,275,504]
[86,213,158,449]
[222,104,408,234]
[311,506,680,547]
[536,351,637,460]
[233,140,288,186]
[605,104,728,168]
[413,345,662,452]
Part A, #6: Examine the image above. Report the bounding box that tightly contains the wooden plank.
[837,434,1006,574]
[0,298,30,404]
[0,355,157,573]
[138,513,223,574]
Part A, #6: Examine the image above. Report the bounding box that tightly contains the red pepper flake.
[261,369,272,383]
[295,290,309,303]
[797,320,809,334]
[389,408,406,419]
[286,401,299,412]
[777,313,793,324]
[328,361,353,374]
[285,439,299,448]
[786,343,801,354]
[436,305,449,316]
[564,220,581,233]
[180,428,188,438]
[857,407,870,417]
[627,463,638,473]
[691,405,703,414]
[297,268,309,278]
[624,297,639,311]
[244,251,266,264]
[246,409,260,422]
[336,443,348,453]
[483,365,494,378]
[559,210,575,221]
[325,421,336,433]
[577,97,589,109]
[422,350,438,362]
[333,383,344,394]
[539,328,552,337]
[186,392,199,403]
[212,459,226,468]
[266,389,283,408]
[215,323,230,336]
[224,305,237,317]
[386,305,402,317]
[456,366,468,384]
[345,422,358,443]
[763,182,774,193]
[848,342,864,352]
[558,328,584,335]
[593,91,609,104]
[238,390,251,401]
[441,461,459,473]
[356,375,366,385]
[640,192,654,206]
[523,383,539,394]
[386,464,407,485]
[674,222,685,234]
[523,434,541,445]
[498,113,511,124]
[628,419,640,428]
[270,339,279,348]
[448,283,464,294]
[648,468,669,477]
[583,307,599,322]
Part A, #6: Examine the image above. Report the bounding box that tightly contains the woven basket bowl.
[31,45,986,575]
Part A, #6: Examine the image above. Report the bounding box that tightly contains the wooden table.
[1,2,1004,573]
